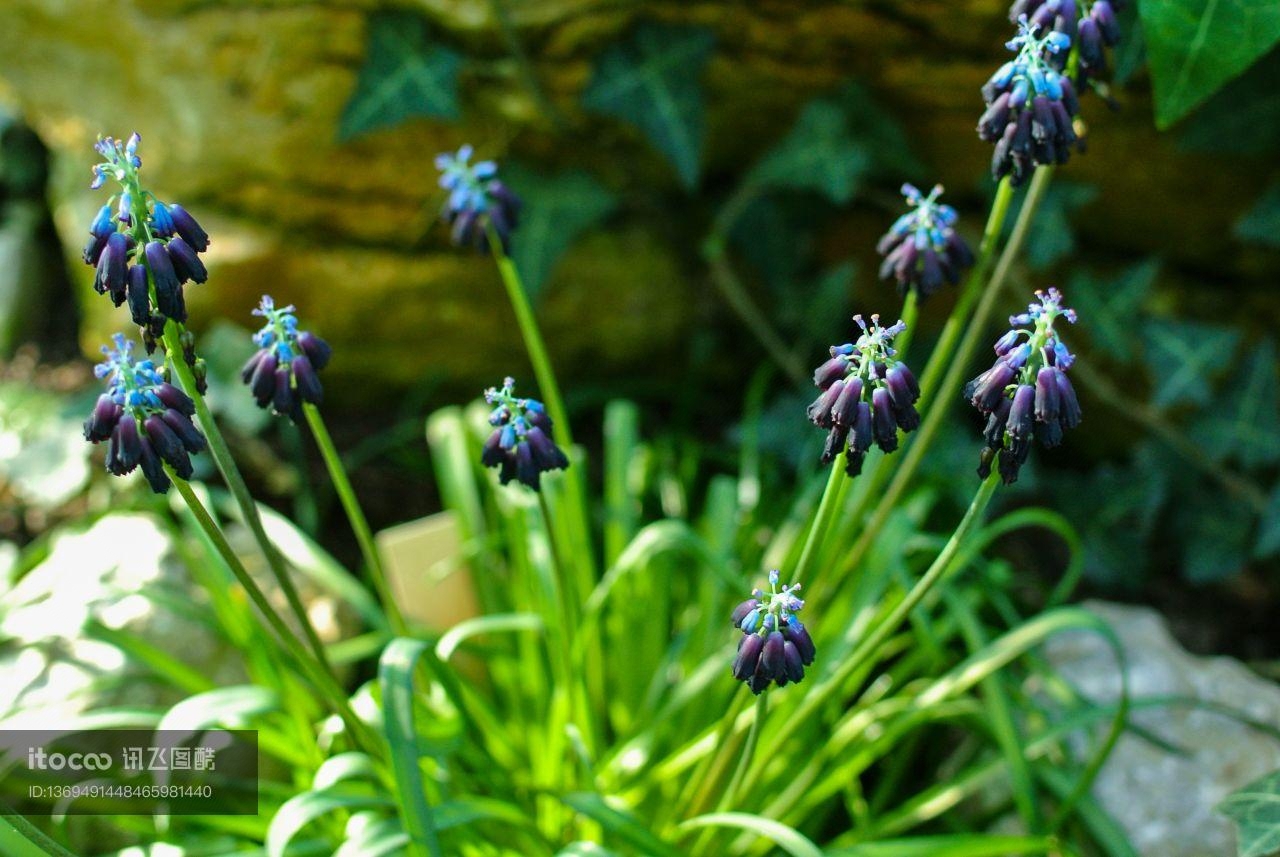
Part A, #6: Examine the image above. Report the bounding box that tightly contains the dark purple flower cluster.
[877,184,975,300]
[480,377,570,491]
[435,145,522,253]
[240,297,332,421]
[809,315,921,478]
[730,570,816,695]
[978,19,1080,186]
[1009,0,1124,88]
[82,134,210,330]
[83,334,207,494]
[965,287,1081,484]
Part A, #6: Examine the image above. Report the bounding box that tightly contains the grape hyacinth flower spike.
[240,296,332,421]
[81,134,211,330]
[435,145,522,253]
[730,570,816,695]
[964,287,1081,484]
[808,314,921,478]
[876,183,975,300]
[480,377,569,491]
[1008,0,1125,90]
[83,334,206,494]
[978,18,1080,186]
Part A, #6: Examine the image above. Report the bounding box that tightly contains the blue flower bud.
[168,205,210,252]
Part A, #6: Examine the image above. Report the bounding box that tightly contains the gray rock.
[1044,600,1280,857]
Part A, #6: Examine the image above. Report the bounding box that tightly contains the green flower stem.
[170,472,382,756]
[679,689,752,822]
[892,287,920,361]
[486,225,604,745]
[160,322,334,675]
[830,168,1052,589]
[741,470,1001,804]
[799,287,919,586]
[703,238,808,388]
[538,492,597,761]
[688,692,768,857]
[487,232,573,450]
[123,165,332,676]
[302,402,407,637]
[793,459,844,584]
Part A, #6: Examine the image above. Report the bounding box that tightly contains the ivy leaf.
[1194,338,1280,468]
[1236,184,1280,248]
[1003,182,1098,270]
[582,24,715,190]
[1219,768,1280,857]
[1257,484,1280,559]
[502,166,617,302]
[1179,49,1280,154]
[1069,260,1158,363]
[729,196,813,294]
[1140,0,1280,127]
[796,262,855,346]
[1114,2,1147,85]
[1178,489,1253,583]
[339,11,462,140]
[1143,320,1240,408]
[745,100,871,204]
[837,82,923,177]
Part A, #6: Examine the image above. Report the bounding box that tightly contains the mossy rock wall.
[0,0,1271,403]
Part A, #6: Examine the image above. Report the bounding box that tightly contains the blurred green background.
[0,0,1277,653]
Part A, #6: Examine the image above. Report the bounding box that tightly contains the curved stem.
[302,403,407,636]
[834,168,1052,586]
[170,473,381,756]
[160,324,334,675]
[487,232,573,449]
[794,460,844,585]
[704,241,808,388]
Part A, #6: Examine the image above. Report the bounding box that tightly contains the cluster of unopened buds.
[435,145,523,253]
[82,134,210,334]
[240,297,332,421]
[877,184,975,300]
[809,315,921,477]
[1009,0,1124,88]
[965,287,1082,484]
[83,335,206,494]
[480,377,570,491]
[978,17,1080,185]
[730,571,817,694]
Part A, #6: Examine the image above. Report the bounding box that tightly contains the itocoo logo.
[27,748,112,771]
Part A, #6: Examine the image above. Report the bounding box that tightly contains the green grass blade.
[84,619,217,696]
[379,637,444,857]
[827,833,1059,856]
[435,613,544,662]
[0,812,76,857]
[558,792,685,857]
[604,400,642,566]
[266,786,394,857]
[678,812,822,857]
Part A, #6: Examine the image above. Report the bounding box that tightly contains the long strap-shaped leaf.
[0,812,76,857]
[380,638,444,857]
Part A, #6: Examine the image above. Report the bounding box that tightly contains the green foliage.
[1004,181,1099,270]
[1259,486,1280,558]
[502,165,618,301]
[1143,319,1240,408]
[1140,0,1280,127]
[1194,338,1280,468]
[1179,49,1280,154]
[582,24,716,190]
[1220,769,1280,857]
[745,100,872,204]
[1236,183,1280,248]
[339,11,462,140]
[1070,260,1158,362]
